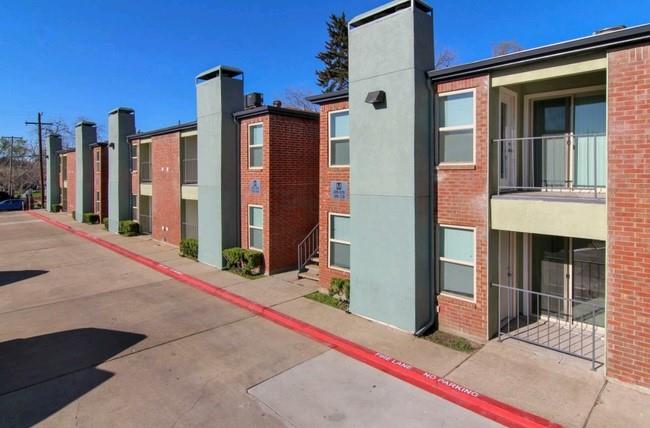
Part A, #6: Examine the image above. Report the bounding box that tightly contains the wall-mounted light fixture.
[365,90,386,105]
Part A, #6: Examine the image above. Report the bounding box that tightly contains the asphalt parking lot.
[0,211,499,427]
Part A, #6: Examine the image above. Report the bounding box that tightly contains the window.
[181,135,198,184]
[248,205,263,250]
[95,150,101,172]
[181,199,198,240]
[438,90,474,164]
[439,226,475,299]
[131,143,138,172]
[95,191,101,213]
[131,194,138,222]
[329,214,350,270]
[329,110,349,166]
[140,143,151,182]
[248,124,263,168]
[139,195,152,234]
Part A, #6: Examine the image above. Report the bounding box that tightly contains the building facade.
[44,0,650,390]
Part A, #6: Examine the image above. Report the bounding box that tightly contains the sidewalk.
[36,211,649,427]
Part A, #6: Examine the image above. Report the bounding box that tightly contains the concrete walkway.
[3,210,649,427]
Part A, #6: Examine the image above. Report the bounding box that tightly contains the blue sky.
[2,0,648,142]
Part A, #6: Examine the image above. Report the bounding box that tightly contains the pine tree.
[316,13,349,92]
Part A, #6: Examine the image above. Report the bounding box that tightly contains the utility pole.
[25,113,53,208]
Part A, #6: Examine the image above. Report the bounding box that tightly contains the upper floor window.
[249,124,263,169]
[438,90,475,164]
[181,135,198,184]
[131,143,138,172]
[95,150,101,172]
[139,143,152,183]
[329,110,349,167]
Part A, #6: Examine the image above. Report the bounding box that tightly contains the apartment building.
[128,122,198,243]
[90,142,109,219]
[56,148,75,213]
[44,0,650,390]
[234,102,319,274]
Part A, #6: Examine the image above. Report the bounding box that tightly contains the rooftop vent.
[594,25,627,35]
[272,100,282,108]
[245,92,264,109]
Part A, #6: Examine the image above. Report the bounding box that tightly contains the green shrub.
[222,247,263,275]
[82,212,100,224]
[180,238,199,259]
[118,220,139,236]
[52,204,62,213]
[102,217,109,230]
[329,278,350,302]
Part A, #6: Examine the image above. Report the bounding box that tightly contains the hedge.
[118,220,139,236]
[222,247,263,275]
[83,212,100,224]
[329,278,350,302]
[52,204,62,213]
[180,238,198,259]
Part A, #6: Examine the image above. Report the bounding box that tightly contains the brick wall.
[434,75,490,342]
[151,133,181,245]
[239,112,319,274]
[607,43,650,388]
[66,152,76,214]
[317,100,350,289]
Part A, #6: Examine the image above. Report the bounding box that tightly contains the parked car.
[0,199,24,212]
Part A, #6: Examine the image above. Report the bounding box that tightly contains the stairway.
[298,255,320,282]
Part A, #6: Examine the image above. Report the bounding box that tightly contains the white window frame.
[95,150,101,172]
[248,204,264,251]
[131,142,138,173]
[328,109,350,168]
[248,123,264,170]
[95,191,101,213]
[436,88,476,166]
[328,212,351,272]
[131,194,139,222]
[438,224,476,303]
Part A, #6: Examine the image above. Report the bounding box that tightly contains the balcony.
[495,133,606,199]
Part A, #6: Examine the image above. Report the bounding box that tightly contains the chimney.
[195,65,244,268]
[46,134,62,212]
[75,121,97,222]
[107,107,136,233]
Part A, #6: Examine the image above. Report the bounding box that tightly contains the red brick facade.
[434,76,490,342]
[92,146,109,219]
[151,133,181,245]
[239,110,319,274]
[317,100,350,289]
[63,152,76,214]
[607,43,650,388]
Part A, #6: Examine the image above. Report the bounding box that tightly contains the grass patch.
[305,291,349,311]
[225,268,264,280]
[423,331,481,353]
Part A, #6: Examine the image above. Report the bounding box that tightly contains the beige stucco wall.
[181,185,198,200]
[491,54,607,87]
[140,183,153,196]
[491,197,606,240]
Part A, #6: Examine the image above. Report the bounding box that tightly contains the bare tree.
[492,40,523,57]
[44,119,74,148]
[435,48,457,69]
[281,88,319,112]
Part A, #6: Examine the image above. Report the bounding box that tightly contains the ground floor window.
[248,205,263,251]
[438,225,475,299]
[181,199,198,240]
[139,195,151,234]
[329,213,350,271]
[131,194,138,222]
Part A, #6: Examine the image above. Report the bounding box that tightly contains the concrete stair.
[298,255,320,282]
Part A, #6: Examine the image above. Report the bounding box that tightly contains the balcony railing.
[494,133,606,198]
[140,161,152,183]
[492,283,605,369]
[182,158,197,184]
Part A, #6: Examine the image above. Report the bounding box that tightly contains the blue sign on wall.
[249,179,261,194]
[330,181,348,200]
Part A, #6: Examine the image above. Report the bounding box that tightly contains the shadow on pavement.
[0,270,48,287]
[0,328,146,427]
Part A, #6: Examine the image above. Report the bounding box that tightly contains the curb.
[30,211,561,428]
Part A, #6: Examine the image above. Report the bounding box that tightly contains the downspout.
[415,75,437,337]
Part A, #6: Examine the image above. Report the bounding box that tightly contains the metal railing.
[140,161,152,183]
[492,283,605,369]
[297,224,319,276]
[494,133,606,198]
[182,158,197,184]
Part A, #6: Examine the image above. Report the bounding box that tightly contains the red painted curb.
[30,211,561,428]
